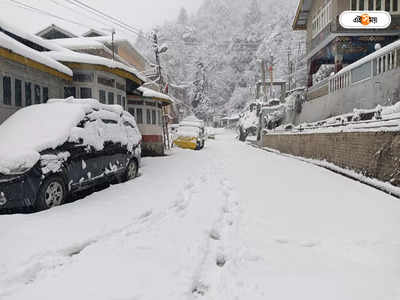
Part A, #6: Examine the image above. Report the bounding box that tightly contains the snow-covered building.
[46,50,145,109]
[293,0,400,92]
[0,22,73,124]
[128,87,173,156]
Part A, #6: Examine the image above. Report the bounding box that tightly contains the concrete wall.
[0,56,66,124]
[288,67,400,124]
[260,131,400,186]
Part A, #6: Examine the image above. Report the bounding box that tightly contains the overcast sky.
[0,0,202,39]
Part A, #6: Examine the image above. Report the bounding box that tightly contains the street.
[1,131,400,300]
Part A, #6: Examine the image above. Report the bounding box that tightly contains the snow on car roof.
[0,32,73,77]
[46,50,147,83]
[138,87,174,104]
[0,102,86,174]
[0,98,141,175]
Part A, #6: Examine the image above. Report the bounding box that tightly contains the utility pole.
[152,31,170,151]
[260,59,267,101]
[111,28,116,61]
[287,47,291,92]
[269,53,275,98]
[152,31,164,91]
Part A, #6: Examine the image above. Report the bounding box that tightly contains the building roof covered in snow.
[46,50,146,84]
[138,87,173,105]
[36,24,78,40]
[0,31,72,80]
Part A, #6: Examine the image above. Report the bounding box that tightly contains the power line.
[63,0,152,42]
[6,0,94,29]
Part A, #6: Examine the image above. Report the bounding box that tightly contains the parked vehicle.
[173,116,206,150]
[0,98,142,211]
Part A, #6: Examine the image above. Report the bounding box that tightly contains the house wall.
[0,56,66,124]
[117,46,148,72]
[64,67,127,109]
[286,66,400,124]
[127,96,165,156]
[260,131,400,187]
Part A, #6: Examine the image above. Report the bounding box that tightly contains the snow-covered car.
[174,116,206,150]
[0,98,142,211]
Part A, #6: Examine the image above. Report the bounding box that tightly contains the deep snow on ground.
[1,131,400,300]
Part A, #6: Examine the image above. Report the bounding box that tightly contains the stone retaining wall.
[260,131,400,186]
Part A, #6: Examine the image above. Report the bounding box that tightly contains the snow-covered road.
[1,131,400,300]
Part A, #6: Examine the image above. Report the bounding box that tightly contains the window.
[25,82,32,106]
[312,1,332,38]
[80,87,92,98]
[351,0,400,12]
[98,76,115,88]
[368,0,374,9]
[15,79,22,107]
[73,72,94,82]
[34,85,41,104]
[64,87,76,98]
[351,61,372,83]
[136,108,143,124]
[386,0,390,11]
[152,109,156,125]
[132,100,144,105]
[117,94,122,105]
[146,109,151,124]
[157,110,161,125]
[43,87,49,103]
[3,76,11,105]
[116,82,125,91]
[99,90,106,104]
[122,96,126,109]
[108,92,114,104]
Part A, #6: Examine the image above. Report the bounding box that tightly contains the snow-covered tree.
[177,7,189,25]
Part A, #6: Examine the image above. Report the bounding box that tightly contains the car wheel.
[35,176,66,211]
[125,159,138,181]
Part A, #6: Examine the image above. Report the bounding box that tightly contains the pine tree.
[177,7,189,25]
[243,0,262,28]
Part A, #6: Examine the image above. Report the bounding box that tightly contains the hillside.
[137,0,305,120]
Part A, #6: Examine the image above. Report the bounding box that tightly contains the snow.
[0,20,64,52]
[0,131,399,300]
[0,32,73,77]
[176,125,200,138]
[46,50,147,83]
[138,87,173,103]
[180,115,204,128]
[52,37,108,50]
[0,98,141,175]
[0,103,85,175]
